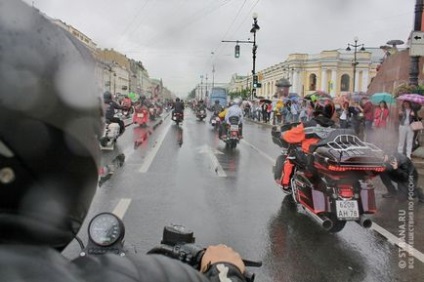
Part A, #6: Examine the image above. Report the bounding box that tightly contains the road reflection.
[98,153,125,187]
[133,125,151,149]
[173,126,183,147]
[264,197,367,282]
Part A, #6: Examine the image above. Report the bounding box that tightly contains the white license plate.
[336,200,359,220]
[137,113,144,118]
[230,125,239,131]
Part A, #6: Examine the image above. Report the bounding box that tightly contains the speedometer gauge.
[88,213,125,247]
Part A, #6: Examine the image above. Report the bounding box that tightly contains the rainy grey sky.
[24,0,415,97]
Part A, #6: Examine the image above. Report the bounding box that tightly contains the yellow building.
[229,49,384,99]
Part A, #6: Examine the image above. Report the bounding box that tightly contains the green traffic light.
[235,44,240,58]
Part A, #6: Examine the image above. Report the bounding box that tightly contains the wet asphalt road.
[63,110,424,282]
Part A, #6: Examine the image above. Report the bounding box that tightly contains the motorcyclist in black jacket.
[104,91,125,135]
[0,1,246,281]
[172,98,185,118]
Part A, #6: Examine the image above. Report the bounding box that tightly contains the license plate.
[336,200,359,220]
[230,125,239,131]
[137,113,144,118]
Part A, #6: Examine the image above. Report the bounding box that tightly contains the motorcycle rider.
[222,98,244,139]
[197,100,207,114]
[172,97,185,119]
[0,1,246,281]
[210,100,223,123]
[104,91,125,136]
[277,98,336,192]
[381,152,424,202]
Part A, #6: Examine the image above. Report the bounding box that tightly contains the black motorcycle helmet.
[103,91,113,103]
[0,0,103,250]
[313,98,335,119]
[176,98,180,102]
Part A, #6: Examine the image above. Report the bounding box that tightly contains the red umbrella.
[397,93,424,105]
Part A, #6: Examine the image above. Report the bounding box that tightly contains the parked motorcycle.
[78,212,261,281]
[221,116,241,149]
[133,105,149,127]
[196,109,207,121]
[271,124,386,233]
[99,121,121,151]
[172,112,184,126]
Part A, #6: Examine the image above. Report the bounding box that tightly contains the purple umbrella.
[397,93,424,105]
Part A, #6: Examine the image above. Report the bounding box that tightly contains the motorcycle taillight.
[338,185,354,198]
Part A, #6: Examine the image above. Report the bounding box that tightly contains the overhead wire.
[116,0,159,50]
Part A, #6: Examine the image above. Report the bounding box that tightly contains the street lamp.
[250,13,260,99]
[346,36,365,92]
[211,51,215,90]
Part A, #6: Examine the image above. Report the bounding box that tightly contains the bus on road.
[207,87,228,110]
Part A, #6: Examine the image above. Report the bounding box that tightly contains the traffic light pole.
[222,14,259,100]
[222,40,257,99]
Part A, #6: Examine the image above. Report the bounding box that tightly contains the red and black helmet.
[313,98,335,119]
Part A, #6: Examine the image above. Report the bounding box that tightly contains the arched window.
[309,74,317,91]
[340,74,350,91]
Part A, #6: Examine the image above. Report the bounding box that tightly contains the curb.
[246,118,275,128]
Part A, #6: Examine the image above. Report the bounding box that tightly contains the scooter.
[133,105,149,127]
[210,115,221,132]
[196,109,207,121]
[99,121,120,151]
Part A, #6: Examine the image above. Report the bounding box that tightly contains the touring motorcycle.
[271,124,386,232]
[78,212,262,282]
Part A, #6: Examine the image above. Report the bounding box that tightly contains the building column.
[330,69,337,97]
[293,71,299,94]
[321,68,327,92]
[361,69,369,92]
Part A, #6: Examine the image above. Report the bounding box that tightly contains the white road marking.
[240,139,275,163]
[371,222,424,264]
[112,198,132,219]
[198,145,227,177]
[241,138,424,264]
[139,122,171,173]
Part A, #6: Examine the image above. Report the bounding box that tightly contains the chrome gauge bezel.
[88,212,125,247]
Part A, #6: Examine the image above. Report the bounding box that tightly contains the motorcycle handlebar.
[147,243,260,282]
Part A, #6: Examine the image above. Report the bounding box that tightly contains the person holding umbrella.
[397,100,419,159]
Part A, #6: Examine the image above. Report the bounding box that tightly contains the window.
[340,74,350,91]
[309,74,317,91]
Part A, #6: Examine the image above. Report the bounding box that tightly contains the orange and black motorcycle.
[271,124,386,233]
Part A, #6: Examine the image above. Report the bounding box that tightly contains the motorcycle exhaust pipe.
[302,207,333,231]
[356,216,372,229]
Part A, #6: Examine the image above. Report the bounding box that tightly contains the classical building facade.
[229,49,384,99]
